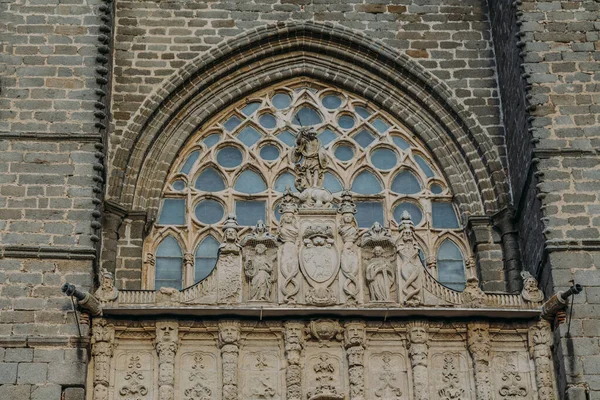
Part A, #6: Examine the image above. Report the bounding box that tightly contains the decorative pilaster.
[284,321,305,400]
[155,321,179,400]
[91,318,115,400]
[408,321,429,400]
[467,322,492,400]
[219,320,240,400]
[344,321,366,400]
[529,319,554,400]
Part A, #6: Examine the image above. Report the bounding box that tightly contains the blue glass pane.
[432,202,459,229]
[275,172,298,192]
[242,102,261,116]
[392,136,410,151]
[371,148,397,170]
[430,183,443,194]
[293,107,322,126]
[334,145,354,162]
[393,202,423,225]
[236,200,266,226]
[216,147,243,168]
[353,129,375,148]
[272,93,292,109]
[391,171,421,194]
[194,199,224,224]
[157,236,182,257]
[338,115,355,130]
[437,240,466,291]
[352,171,382,195]
[234,170,267,194]
[158,198,185,225]
[415,155,435,178]
[318,129,337,146]
[372,118,389,133]
[172,180,186,191]
[195,167,225,192]
[236,126,262,147]
[354,106,371,119]
[195,236,219,282]
[260,145,280,161]
[277,130,296,147]
[355,201,384,228]
[223,115,242,132]
[156,236,182,290]
[203,133,220,148]
[259,113,277,129]
[322,94,342,109]
[180,150,199,174]
[323,172,343,193]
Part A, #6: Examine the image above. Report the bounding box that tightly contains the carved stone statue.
[278,190,300,303]
[291,127,328,190]
[245,243,274,301]
[408,322,429,400]
[396,212,422,306]
[467,322,492,400]
[284,321,305,400]
[338,191,360,304]
[219,321,240,400]
[220,214,241,255]
[94,268,118,302]
[462,258,485,307]
[365,246,395,302]
[360,221,393,248]
[521,271,544,303]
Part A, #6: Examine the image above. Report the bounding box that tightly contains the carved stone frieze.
[91,318,115,400]
[285,321,305,400]
[408,321,429,400]
[219,320,240,400]
[529,319,554,400]
[155,321,179,400]
[467,322,492,400]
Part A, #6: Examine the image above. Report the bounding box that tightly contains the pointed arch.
[155,235,183,290]
[107,22,508,219]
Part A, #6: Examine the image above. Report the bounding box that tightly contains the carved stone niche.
[360,223,398,304]
[240,221,279,303]
[298,212,341,306]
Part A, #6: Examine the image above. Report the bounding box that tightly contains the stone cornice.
[0,245,97,260]
[0,132,103,142]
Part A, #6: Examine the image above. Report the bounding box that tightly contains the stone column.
[493,207,523,293]
[408,321,429,400]
[467,322,492,400]
[344,321,366,400]
[219,320,240,400]
[155,321,179,400]
[529,319,554,400]
[183,252,194,287]
[284,321,305,400]
[91,318,114,400]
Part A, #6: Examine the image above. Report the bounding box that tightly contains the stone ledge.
[0,336,89,348]
[0,246,97,260]
[0,132,103,142]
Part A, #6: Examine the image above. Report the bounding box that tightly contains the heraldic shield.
[299,224,340,287]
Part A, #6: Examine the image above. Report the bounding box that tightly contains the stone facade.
[0,1,598,399]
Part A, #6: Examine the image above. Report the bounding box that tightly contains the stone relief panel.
[367,352,408,399]
[429,352,473,400]
[240,350,281,400]
[490,351,536,400]
[113,348,155,400]
[179,351,219,400]
[304,352,347,400]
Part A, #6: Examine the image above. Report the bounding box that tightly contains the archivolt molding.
[108,22,509,217]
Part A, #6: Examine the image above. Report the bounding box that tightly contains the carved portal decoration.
[436,354,466,400]
[219,320,240,400]
[521,271,544,303]
[279,190,300,303]
[496,353,528,398]
[397,212,423,306]
[285,321,305,400]
[155,321,179,400]
[344,321,366,400]
[365,245,396,302]
[182,353,215,400]
[529,319,554,400]
[371,352,404,399]
[306,319,344,347]
[91,318,114,400]
[408,321,429,400]
[467,322,492,400]
[116,353,152,400]
[240,351,280,400]
[300,224,340,306]
[338,191,360,304]
[307,353,344,400]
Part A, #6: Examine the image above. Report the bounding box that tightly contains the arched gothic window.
[146,80,470,290]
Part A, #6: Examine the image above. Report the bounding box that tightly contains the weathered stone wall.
[489,0,600,398]
[0,0,105,396]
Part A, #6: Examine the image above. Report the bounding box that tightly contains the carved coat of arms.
[299,225,340,286]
